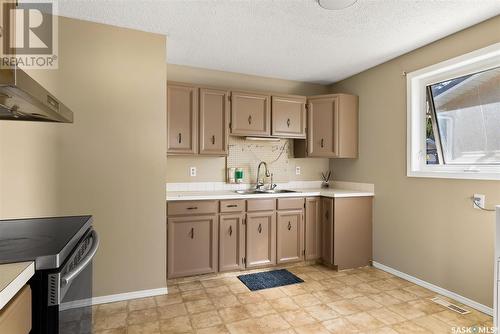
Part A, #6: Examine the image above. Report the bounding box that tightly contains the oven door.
[49,228,99,334]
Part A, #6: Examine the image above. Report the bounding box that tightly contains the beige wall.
[166,64,329,183]
[0,17,167,297]
[330,16,500,307]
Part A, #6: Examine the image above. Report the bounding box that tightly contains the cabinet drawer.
[277,197,304,210]
[247,199,276,212]
[168,201,218,215]
[0,285,31,334]
[220,200,245,213]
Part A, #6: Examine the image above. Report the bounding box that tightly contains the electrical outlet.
[295,166,301,175]
[189,167,197,177]
[473,194,485,209]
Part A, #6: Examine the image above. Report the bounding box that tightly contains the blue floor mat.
[237,269,304,291]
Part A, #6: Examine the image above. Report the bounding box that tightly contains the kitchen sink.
[234,189,298,195]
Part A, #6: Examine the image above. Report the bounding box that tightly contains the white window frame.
[407,42,500,180]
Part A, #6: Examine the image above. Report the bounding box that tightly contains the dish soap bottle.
[235,168,244,184]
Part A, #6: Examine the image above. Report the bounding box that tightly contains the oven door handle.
[61,230,99,286]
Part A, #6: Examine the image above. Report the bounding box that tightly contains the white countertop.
[167,188,374,201]
[0,261,34,310]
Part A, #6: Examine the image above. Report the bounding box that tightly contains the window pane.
[425,100,439,165]
[429,67,500,164]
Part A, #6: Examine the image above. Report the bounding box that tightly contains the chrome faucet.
[256,161,270,190]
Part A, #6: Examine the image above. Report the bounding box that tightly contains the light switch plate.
[295,166,301,175]
[189,167,197,177]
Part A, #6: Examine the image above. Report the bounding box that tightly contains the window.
[407,43,500,180]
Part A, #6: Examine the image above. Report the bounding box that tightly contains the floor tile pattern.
[92,265,493,333]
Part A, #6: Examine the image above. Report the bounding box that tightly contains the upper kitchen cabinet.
[271,95,306,138]
[295,93,358,158]
[167,82,198,155]
[199,88,230,155]
[230,91,271,136]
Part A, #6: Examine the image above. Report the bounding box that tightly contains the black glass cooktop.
[0,216,92,270]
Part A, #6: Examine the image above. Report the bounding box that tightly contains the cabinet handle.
[227,204,238,208]
[229,225,233,236]
[288,221,292,230]
[187,207,198,210]
[287,118,291,127]
[320,138,324,148]
[178,133,182,143]
[258,224,262,234]
[212,135,215,145]
[190,227,194,239]
[248,115,252,124]
[325,211,329,220]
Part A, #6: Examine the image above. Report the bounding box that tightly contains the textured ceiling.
[54,0,500,84]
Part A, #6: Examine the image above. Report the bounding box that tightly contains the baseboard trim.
[372,261,493,316]
[92,287,168,305]
[60,287,168,311]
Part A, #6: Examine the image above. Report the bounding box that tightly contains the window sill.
[407,169,500,181]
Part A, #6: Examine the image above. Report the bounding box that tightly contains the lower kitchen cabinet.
[305,197,321,260]
[219,213,245,272]
[166,195,372,278]
[276,210,304,264]
[321,198,334,265]
[0,285,31,334]
[320,197,373,270]
[167,214,218,278]
[245,211,276,268]
[334,197,373,269]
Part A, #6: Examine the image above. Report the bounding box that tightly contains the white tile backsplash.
[227,136,291,183]
[166,180,374,192]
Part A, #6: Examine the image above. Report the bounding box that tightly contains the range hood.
[0,67,73,123]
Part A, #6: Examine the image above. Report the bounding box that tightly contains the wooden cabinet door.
[277,210,304,264]
[230,91,271,136]
[321,197,334,265]
[167,83,198,155]
[333,197,372,270]
[0,285,31,334]
[167,214,218,278]
[305,197,321,261]
[271,95,306,138]
[245,211,276,268]
[219,214,245,272]
[336,94,358,158]
[308,96,338,157]
[199,88,230,156]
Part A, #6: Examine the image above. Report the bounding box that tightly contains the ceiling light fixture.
[318,0,358,10]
